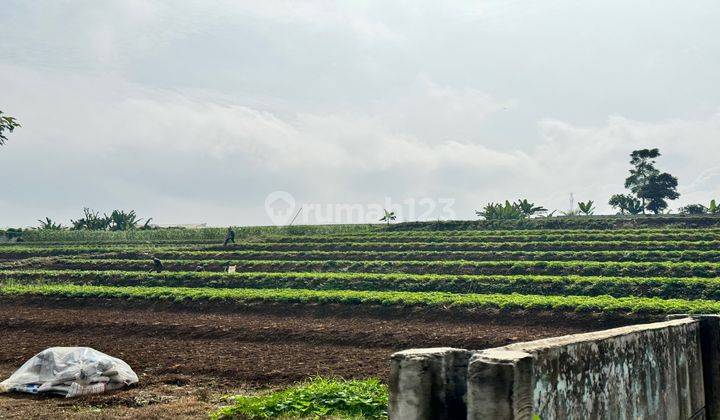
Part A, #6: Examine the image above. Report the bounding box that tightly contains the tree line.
[477,148,717,220]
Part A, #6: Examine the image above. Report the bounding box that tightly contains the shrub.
[679,204,709,215]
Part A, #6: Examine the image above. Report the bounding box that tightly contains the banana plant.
[577,200,595,216]
[71,208,111,230]
[476,201,525,220]
[710,199,719,215]
[37,217,64,230]
[0,110,21,146]
[379,209,396,225]
[515,199,547,217]
[108,210,141,231]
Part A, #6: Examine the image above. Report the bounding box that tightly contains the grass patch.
[211,378,387,419]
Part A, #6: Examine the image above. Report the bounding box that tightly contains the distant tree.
[577,200,595,216]
[678,204,709,215]
[0,110,21,146]
[379,209,396,225]
[620,148,679,214]
[641,172,680,214]
[608,194,644,215]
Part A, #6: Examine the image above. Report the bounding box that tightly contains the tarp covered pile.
[0,347,138,398]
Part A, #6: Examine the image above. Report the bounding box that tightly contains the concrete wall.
[390,318,712,420]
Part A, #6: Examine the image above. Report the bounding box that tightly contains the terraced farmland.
[2,221,720,417]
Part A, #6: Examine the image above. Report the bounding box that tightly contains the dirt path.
[0,298,617,418]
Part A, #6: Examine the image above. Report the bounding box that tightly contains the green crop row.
[8,240,720,256]
[202,240,720,252]
[19,225,381,242]
[17,221,720,243]
[243,231,720,244]
[81,249,720,263]
[1,283,719,315]
[38,257,720,278]
[7,270,720,301]
[6,240,720,256]
[0,245,202,258]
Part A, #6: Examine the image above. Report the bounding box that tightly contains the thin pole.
[288,206,303,226]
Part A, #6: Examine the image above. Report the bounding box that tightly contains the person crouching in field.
[224,227,235,247]
[149,257,164,273]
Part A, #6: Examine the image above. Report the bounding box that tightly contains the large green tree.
[0,110,21,146]
[619,149,680,214]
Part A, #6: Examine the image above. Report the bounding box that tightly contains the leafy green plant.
[211,377,388,419]
[37,217,64,230]
[379,209,396,225]
[0,110,21,146]
[577,201,595,216]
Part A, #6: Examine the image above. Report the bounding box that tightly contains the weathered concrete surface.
[486,318,705,419]
[388,347,470,420]
[390,318,710,420]
[466,350,533,420]
[668,314,720,420]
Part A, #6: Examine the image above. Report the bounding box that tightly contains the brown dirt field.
[0,297,627,419]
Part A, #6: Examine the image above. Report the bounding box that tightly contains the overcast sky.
[2,0,720,226]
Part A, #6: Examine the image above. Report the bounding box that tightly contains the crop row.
[0,245,200,259]
[1,283,720,315]
[79,249,720,263]
[234,231,720,244]
[38,258,720,278]
[18,225,382,243]
[203,241,720,252]
[11,241,720,257]
[15,227,720,244]
[9,240,720,255]
[7,270,720,301]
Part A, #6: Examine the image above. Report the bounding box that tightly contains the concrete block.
[467,350,533,420]
[388,347,470,420]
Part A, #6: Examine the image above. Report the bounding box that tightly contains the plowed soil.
[0,297,626,419]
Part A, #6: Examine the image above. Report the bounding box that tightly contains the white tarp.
[0,347,138,397]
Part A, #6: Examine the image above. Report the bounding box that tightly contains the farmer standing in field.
[224,227,235,247]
